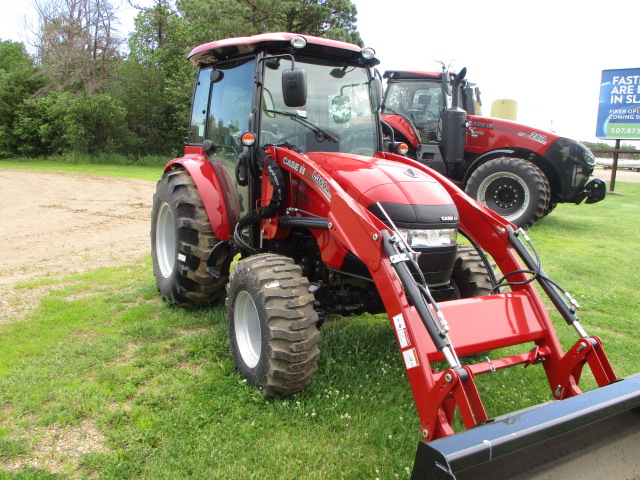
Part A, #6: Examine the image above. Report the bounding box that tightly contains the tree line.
[0,0,361,159]
[581,141,639,160]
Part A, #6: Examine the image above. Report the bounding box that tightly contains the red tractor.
[151,33,639,478]
[382,69,607,228]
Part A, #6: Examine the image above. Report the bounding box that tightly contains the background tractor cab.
[382,68,606,228]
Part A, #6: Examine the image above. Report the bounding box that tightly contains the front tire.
[151,168,227,305]
[450,245,497,298]
[226,254,321,397]
[465,157,550,228]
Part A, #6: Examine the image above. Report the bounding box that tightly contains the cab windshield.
[261,57,378,156]
[383,80,445,143]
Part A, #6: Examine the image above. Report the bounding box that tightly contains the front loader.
[150,32,640,478]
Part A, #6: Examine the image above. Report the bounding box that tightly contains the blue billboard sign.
[596,68,640,139]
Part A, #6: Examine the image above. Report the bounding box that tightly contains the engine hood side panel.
[464,114,561,155]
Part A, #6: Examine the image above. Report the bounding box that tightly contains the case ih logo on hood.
[283,157,306,176]
[312,171,331,200]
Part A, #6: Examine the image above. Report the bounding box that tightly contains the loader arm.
[267,145,615,430]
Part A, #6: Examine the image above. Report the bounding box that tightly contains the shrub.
[63,94,133,155]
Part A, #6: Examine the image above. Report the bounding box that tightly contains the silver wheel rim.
[156,202,176,278]
[234,290,262,368]
[477,172,529,222]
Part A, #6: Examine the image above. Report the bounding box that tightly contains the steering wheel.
[407,109,437,122]
[260,131,279,145]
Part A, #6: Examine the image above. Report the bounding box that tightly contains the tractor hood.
[466,114,563,154]
[307,152,458,228]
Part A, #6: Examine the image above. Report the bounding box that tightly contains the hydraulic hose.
[381,230,449,352]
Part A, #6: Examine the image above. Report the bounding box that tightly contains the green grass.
[0,158,163,182]
[1,164,638,479]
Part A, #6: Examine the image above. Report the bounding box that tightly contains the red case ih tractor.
[151,33,639,478]
[382,69,607,228]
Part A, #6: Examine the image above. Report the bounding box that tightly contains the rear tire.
[465,157,550,228]
[226,254,321,397]
[151,168,227,305]
[450,245,497,298]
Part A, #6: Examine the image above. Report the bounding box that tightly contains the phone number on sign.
[608,127,640,135]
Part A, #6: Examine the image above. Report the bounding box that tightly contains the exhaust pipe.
[441,68,467,165]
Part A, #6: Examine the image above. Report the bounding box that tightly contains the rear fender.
[461,148,515,184]
[165,146,233,241]
[382,113,420,147]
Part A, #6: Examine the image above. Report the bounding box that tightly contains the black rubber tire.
[465,157,551,228]
[450,245,497,298]
[151,168,227,305]
[226,254,321,397]
[543,201,558,217]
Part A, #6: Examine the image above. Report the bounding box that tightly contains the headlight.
[398,228,457,247]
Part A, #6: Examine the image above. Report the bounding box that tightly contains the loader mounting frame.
[262,146,620,447]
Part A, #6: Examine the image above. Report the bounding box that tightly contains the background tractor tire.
[151,167,227,305]
[465,157,551,228]
[226,254,321,397]
[450,245,497,298]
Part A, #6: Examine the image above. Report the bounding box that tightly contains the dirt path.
[0,166,637,323]
[0,169,157,322]
[594,166,640,185]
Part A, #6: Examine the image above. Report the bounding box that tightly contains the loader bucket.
[411,374,640,479]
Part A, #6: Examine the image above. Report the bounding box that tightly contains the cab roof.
[189,32,374,65]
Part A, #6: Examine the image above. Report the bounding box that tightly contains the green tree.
[176,0,362,45]
[0,40,46,156]
[63,94,131,154]
[32,0,123,94]
[14,92,75,155]
[14,92,132,155]
[115,0,363,157]
[116,1,193,155]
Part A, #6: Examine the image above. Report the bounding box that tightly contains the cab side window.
[188,68,212,144]
[206,60,255,159]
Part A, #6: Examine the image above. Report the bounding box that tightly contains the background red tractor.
[151,33,639,478]
[382,69,606,228]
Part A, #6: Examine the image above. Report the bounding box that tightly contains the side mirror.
[282,68,307,107]
[370,76,383,113]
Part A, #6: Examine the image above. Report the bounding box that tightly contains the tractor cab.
[186,33,384,230]
[382,70,481,144]
[383,70,448,143]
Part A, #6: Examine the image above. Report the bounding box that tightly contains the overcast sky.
[2,0,637,145]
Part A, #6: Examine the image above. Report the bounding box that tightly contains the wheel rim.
[234,291,262,368]
[477,172,529,221]
[156,202,176,278]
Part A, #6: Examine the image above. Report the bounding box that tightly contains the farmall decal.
[283,157,306,176]
[311,171,332,200]
[282,156,331,200]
